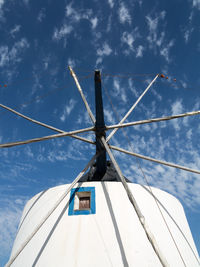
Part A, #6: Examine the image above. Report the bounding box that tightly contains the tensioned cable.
[5,153,98,267]
[106,110,200,130]
[102,81,189,266]
[69,66,96,124]
[0,103,95,145]
[106,74,159,142]
[110,145,200,175]
[101,73,156,78]
[0,126,94,148]
[0,86,64,119]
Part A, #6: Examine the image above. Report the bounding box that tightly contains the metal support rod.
[110,144,200,175]
[106,74,159,142]
[100,137,168,267]
[106,110,200,131]
[69,66,96,124]
[5,154,98,267]
[0,103,95,145]
[0,126,95,148]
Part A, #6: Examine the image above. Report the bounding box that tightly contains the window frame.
[68,187,96,216]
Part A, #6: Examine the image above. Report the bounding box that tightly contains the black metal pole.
[94,70,107,180]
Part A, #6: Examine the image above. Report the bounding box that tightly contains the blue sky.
[0,0,200,265]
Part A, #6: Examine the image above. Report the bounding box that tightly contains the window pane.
[79,197,90,209]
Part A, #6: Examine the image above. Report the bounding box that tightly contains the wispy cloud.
[90,17,98,29]
[146,11,174,62]
[0,196,27,263]
[160,40,174,62]
[171,99,183,115]
[121,32,134,51]
[0,0,5,20]
[97,42,112,57]
[118,2,132,25]
[182,11,194,44]
[136,45,144,58]
[96,42,112,65]
[0,38,29,68]
[37,8,46,22]
[121,28,140,55]
[10,25,21,38]
[0,0,4,9]
[53,24,73,41]
[60,98,77,122]
[104,107,116,124]
[170,99,184,132]
[67,58,76,68]
[65,3,93,24]
[108,0,114,8]
[192,0,200,9]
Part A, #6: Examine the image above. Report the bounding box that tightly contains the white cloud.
[186,129,192,140]
[47,138,90,162]
[182,13,194,44]
[171,99,183,115]
[37,8,46,22]
[171,99,183,132]
[136,45,144,58]
[53,24,73,41]
[146,15,158,43]
[90,17,98,29]
[65,3,92,22]
[24,146,34,158]
[156,31,165,47]
[184,29,190,43]
[118,2,132,25]
[67,58,76,68]
[121,32,134,51]
[97,43,112,57]
[193,0,200,9]
[146,11,174,62]
[0,38,29,68]
[160,40,174,62]
[104,107,116,124]
[108,0,114,8]
[0,0,4,9]
[128,79,139,98]
[0,198,25,261]
[10,25,21,37]
[60,99,77,122]
[0,46,9,67]
[0,0,4,21]
[96,42,112,65]
[121,28,140,55]
[113,78,120,96]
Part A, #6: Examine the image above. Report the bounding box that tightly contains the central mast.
[94,70,107,180]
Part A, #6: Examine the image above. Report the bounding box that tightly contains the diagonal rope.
[0,86,64,119]
[0,103,95,145]
[106,74,159,142]
[69,66,95,124]
[5,153,98,267]
[106,110,200,130]
[0,126,94,148]
[110,145,200,175]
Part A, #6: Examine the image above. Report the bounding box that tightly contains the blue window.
[68,187,96,216]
